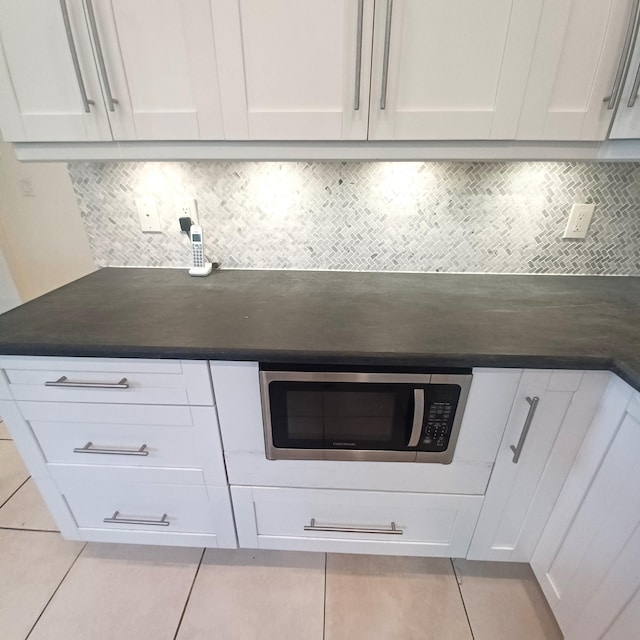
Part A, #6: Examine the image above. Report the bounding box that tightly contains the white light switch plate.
[135,196,162,233]
[563,203,595,239]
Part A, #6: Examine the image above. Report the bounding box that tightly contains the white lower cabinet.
[5,349,640,635]
[467,370,609,561]
[0,356,237,548]
[531,376,640,640]
[231,486,483,557]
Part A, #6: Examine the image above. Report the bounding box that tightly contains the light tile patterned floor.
[0,420,562,640]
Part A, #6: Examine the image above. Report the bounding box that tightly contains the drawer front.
[0,357,213,405]
[23,402,227,486]
[56,477,236,548]
[232,486,483,557]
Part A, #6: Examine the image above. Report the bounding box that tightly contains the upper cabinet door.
[367,0,544,140]
[211,0,374,140]
[610,13,640,139]
[90,0,225,140]
[517,0,637,141]
[0,0,111,142]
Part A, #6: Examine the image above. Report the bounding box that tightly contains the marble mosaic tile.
[67,161,640,275]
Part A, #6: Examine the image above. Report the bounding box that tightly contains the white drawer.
[232,486,483,557]
[52,466,237,548]
[22,402,227,486]
[0,356,213,405]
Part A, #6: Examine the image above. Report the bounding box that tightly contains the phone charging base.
[189,263,213,277]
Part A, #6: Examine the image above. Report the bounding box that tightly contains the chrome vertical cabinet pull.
[627,58,640,107]
[379,0,394,109]
[605,0,640,109]
[85,0,118,111]
[59,0,94,113]
[510,396,540,463]
[353,0,365,110]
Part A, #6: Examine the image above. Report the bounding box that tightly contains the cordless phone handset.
[188,224,213,276]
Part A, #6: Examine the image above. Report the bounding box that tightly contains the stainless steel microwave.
[259,367,472,464]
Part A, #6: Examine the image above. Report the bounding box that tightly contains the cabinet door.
[609,23,640,139]
[0,0,111,141]
[467,370,609,562]
[90,0,224,140]
[518,0,636,141]
[211,0,374,140]
[531,377,640,640]
[367,0,543,140]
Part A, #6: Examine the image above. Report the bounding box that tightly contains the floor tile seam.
[0,474,30,510]
[451,558,476,640]
[172,547,206,640]
[0,525,59,533]
[25,541,87,640]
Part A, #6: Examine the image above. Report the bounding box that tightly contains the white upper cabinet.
[1,0,638,146]
[517,0,637,141]
[609,7,640,139]
[211,0,374,140]
[90,0,224,140]
[367,0,544,140]
[0,0,111,141]
[0,0,224,142]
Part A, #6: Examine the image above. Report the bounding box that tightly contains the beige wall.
[0,140,95,302]
[0,244,20,313]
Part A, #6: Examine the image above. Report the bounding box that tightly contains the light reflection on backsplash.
[67,161,640,275]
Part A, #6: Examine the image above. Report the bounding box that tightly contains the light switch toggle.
[563,203,595,239]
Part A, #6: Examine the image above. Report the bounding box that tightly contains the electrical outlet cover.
[563,203,595,239]
[135,196,162,233]
[179,198,199,224]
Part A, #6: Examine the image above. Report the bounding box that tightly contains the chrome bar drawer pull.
[45,376,129,389]
[510,396,540,463]
[103,511,169,527]
[304,518,403,535]
[73,442,149,456]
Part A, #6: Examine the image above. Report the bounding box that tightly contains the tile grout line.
[322,552,328,640]
[0,475,30,510]
[0,526,59,533]
[172,547,206,640]
[25,541,88,640]
[451,558,476,640]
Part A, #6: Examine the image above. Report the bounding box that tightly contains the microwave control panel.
[421,385,460,451]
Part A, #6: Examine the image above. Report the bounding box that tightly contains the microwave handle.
[407,389,425,447]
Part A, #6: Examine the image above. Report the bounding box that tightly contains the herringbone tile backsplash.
[67,161,640,275]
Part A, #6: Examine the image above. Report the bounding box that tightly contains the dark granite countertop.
[0,268,639,390]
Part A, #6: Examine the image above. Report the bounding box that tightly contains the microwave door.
[407,388,425,447]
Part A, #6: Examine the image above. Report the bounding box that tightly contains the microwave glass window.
[270,382,413,450]
[324,391,395,440]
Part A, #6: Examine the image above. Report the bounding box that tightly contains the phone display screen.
[192,234,202,242]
